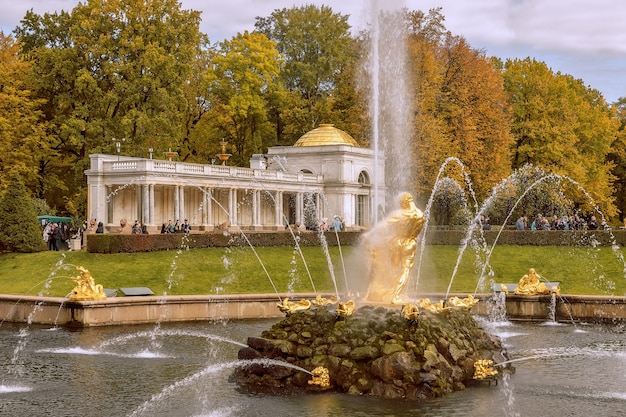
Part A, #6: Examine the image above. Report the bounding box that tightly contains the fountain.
[216,139,232,166]
[2,0,626,416]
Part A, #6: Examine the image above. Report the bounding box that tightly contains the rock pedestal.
[233,305,509,400]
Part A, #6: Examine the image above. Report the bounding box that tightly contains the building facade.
[85,124,385,232]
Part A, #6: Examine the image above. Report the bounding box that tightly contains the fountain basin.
[1,293,626,327]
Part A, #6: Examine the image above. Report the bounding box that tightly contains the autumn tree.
[504,58,619,218]
[605,98,626,220]
[255,4,354,144]
[406,9,513,206]
[0,32,47,194]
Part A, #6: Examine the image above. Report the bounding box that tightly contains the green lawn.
[1,245,625,297]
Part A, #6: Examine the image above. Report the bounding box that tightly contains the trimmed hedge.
[424,229,626,246]
[86,229,626,253]
[86,231,363,253]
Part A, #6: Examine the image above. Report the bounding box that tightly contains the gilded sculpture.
[308,366,331,388]
[401,303,420,322]
[69,266,107,301]
[276,297,312,315]
[311,294,339,307]
[335,299,355,317]
[514,268,550,295]
[364,192,425,304]
[418,298,447,313]
[473,359,498,380]
[448,294,479,309]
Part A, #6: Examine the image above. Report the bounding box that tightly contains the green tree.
[504,58,619,218]
[0,175,46,252]
[14,0,203,212]
[255,4,353,144]
[204,31,284,166]
[0,32,48,194]
[179,40,216,163]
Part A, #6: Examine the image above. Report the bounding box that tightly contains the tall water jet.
[364,0,414,220]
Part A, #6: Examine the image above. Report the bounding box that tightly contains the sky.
[1,0,625,103]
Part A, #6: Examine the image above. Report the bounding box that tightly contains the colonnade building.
[85,124,385,232]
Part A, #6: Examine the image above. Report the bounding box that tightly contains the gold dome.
[293,124,359,147]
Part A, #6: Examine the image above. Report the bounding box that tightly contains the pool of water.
[1,317,625,417]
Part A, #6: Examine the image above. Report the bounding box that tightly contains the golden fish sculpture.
[308,366,330,388]
[473,359,499,380]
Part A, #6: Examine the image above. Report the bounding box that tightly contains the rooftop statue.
[364,192,425,304]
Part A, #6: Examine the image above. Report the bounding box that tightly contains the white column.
[205,187,213,226]
[174,185,180,222]
[296,192,303,225]
[274,190,284,226]
[315,193,321,222]
[142,185,149,224]
[149,184,155,225]
[179,185,185,221]
[252,190,260,227]
[106,185,113,224]
[229,188,237,226]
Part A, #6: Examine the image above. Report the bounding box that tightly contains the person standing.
[132,220,141,234]
[48,223,60,251]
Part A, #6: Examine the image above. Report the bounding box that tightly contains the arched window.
[356,171,370,227]
[358,171,370,185]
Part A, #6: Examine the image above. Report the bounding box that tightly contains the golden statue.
[335,299,355,317]
[473,359,498,380]
[276,297,312,314]
[364,192,425,304]
[69,266,107,301]
[311,294,339,307]
[514,268,549,295]
[448,294,479,309]
[308,366,330,388]
[401,303,420,321]
[418,298,447,313]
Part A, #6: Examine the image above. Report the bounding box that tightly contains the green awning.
[38,215,72,223]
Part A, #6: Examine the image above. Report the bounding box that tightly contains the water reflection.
[0,319,624,417]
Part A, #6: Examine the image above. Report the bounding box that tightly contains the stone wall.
[1,293,625,327]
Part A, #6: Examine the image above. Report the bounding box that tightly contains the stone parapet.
[1,293,625,328]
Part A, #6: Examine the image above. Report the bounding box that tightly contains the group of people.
[42,221,68,251]
[515,214,608,231]
[160,219,192,234]
[131,220,149,234]
[318,216,345,232]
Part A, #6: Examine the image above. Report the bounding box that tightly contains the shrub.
[0,176,46,253]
